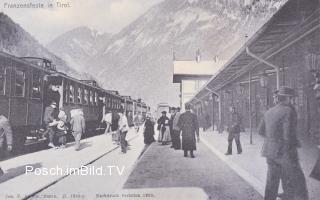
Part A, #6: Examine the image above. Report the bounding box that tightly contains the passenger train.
[0,51,150,154]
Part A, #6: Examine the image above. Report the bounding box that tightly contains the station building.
[188,0,320,143]
[173,52,225,110]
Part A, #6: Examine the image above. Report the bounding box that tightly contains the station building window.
[69,84,75,103]
[0,66,6,95]
[15,69,25,97]
[31,70,41,99]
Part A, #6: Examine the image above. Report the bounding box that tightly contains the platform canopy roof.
[189,0,320,105]
[173,60,226,83]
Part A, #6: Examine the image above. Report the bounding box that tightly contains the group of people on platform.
[143,104,200,158]
[43,101,86,151]
[101,107,135,154]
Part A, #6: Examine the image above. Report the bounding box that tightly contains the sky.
[0,0,163,45]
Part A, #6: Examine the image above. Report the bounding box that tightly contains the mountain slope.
[88,0,287,107]
[46,0,287,107]
[47,27,112,72]
[0,12,79,76]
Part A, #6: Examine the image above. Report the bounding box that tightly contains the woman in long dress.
[157,111,171,145]
[143,114,155,145]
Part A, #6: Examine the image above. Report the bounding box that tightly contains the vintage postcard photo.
[0,0,320,199]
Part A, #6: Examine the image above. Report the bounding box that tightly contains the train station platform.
[200,129,320,200]
[0,128,140,200]
[123,136,262,200]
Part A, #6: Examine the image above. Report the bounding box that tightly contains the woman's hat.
[277,86,296,97]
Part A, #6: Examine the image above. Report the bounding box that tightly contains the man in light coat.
[70,109,86,151]
[118,107,129,153]
[258,86,308,200]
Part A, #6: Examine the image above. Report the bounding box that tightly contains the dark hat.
[273,89,279,95]
[277,86,295,97]
[185,103,191,110]
[119,106,125,113]
[161,111,167,114]
[171,107,176,110]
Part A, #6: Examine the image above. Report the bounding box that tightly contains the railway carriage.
[0,53,55,153]
[0,51,123,154]
[121,96,134,115]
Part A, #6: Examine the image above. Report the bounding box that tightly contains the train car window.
[31,70,41,99]
[83,89,88,105]
[89,90,93,105]
[69,84,75,103]
[77,87,82,104]
[107,97,110,108]
[14,69,26,97]
[94,92,98,106]
[0,67,6,95]
[63,81,68,103]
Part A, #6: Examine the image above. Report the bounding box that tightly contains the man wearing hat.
[225,105,242,155]
[169,107,176,148]
[118,107,129,153]
[177,103,199,158]
[258,86,308,200]
[43,101,58,148]
[172,107,182,150]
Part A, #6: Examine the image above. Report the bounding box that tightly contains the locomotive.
[0,51,149,154]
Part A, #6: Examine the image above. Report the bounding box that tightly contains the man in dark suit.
[225,106,242,155]
[44,101,57,148]
[169,107,176,148]
[177,103,199,158]
[258,86,308,200]
[0,115,12,177]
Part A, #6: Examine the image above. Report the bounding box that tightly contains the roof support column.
[193,97,202,117]
[249,71,253,145]
[205,87,219,132]
[218,90,223,133]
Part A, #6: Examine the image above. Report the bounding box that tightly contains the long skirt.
[158,125,171,142]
